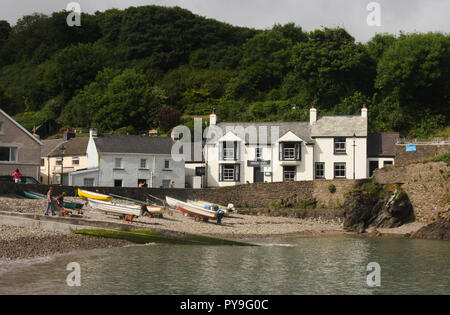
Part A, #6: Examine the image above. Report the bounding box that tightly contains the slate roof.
[48,137,90,157]
[367,133,399,157]
[207,122,314,144]
[311,116,368,137]
[93,134,173,155]
[41,139,65,157]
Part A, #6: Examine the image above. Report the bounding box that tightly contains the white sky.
[1,0,449,42]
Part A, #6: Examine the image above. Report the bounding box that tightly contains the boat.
[187,200,235,216]
[167,196,217,222]
[87,199,142,217]
[78,189,112,202]
[109,193,146,205]
[88,199,163,218]
[165,196,179,208]
[23,190,83,210]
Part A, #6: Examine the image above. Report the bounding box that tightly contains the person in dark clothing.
[214,206,225,225]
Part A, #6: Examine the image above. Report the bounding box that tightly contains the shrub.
[433,152,450,166]
[328,184,336,194]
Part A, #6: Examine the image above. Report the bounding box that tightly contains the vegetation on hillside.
[0,5,449,137]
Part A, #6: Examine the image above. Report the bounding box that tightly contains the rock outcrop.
[411,211,450,240]
[343,184,415,233]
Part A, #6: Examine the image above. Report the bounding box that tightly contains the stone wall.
[395,143,450,165]
[374,161,450,222]
[0,179,365,210]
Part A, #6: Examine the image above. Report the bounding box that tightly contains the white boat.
[166,196,217,222]
[88,199,143,217]
[187,200,235,216]
[165,196,180,208]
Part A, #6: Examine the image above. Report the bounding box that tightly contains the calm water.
[0,236,449,294]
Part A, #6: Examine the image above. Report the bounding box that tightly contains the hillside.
[0,5,449,138]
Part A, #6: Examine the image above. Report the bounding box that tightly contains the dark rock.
[343,187,415,232]
[411,212,450,240]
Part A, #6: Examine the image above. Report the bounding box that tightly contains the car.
[0,175,40,184]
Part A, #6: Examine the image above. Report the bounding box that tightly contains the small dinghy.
[166,196,217,222]
[23,190,83,210]
[78,189,112,202]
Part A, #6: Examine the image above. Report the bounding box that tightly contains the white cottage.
[201,106,372,187]
[69,130,185,188]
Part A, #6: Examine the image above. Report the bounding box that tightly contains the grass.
[432,152,450,166]
[73,228,255,246]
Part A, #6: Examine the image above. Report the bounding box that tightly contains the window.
[0,147,17,162]
[114,158,122,169]
[84,178,94,187]
[195,167,205,176]
[40,158,45,167]
[55,157,62,166]
[0,122,3,133]
[334,163,346,178]
[114,179,122,187]
[279,142,301,161]
[383,161,393,167]
[219,164,240,182]
[315,163,325,179]
[164,160,170,169]
[140,159,147,169]
[72,157,79,165]
[220,141,240,161]
[334,138,346,154]
[138,179,148,187]
[283,166,296,182]
[255,147,263,159]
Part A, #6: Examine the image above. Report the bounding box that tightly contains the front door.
[369,161,379,177]
[253,167,264,183]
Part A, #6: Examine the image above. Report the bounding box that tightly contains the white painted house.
[69,130,185,188]
[201,106,375,187]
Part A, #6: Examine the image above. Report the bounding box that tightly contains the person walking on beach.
[44,187,56,216]
[12,169,21,183]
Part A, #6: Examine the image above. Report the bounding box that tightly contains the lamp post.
[60,144,65,185]
[352,133,356,179]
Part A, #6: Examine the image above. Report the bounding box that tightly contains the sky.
[1,0,449,42]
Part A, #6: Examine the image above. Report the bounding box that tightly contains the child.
[12,169,21,184]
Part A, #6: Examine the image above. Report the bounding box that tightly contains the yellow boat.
[77,188,112,202]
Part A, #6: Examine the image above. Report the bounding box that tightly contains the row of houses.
[0,106,399,188]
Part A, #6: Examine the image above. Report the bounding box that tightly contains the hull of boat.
[88,199,141,216]
[23,191,45,200]
[165,196,179,208]
[78,189,112,202]
[187,200,231,215]
[177,200,217,220]
[62,201,83,210]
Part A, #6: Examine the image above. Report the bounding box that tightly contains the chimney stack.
[310,106,317,125]
[89,128,98,139]
[210,108,217,126]
[361,104,368,118]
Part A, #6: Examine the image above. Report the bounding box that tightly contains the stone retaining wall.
[395,143,450,164]
[0,179,365,210]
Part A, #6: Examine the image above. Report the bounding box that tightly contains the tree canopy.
[0,5,448,138]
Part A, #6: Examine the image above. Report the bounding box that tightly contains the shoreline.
[0,196,428,262]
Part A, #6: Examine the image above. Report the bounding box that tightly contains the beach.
[0,196,423,261]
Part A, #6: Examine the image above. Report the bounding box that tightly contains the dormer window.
[279,142,301,161]
[334,137,346,154]
[220,141,240,161]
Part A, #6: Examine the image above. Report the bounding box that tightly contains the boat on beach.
[78,189,112,202]
[88,198,164,218]
[23,190,83,210]
[166,196,217,222]
[187,200,235,216]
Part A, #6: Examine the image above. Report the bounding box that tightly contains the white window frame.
[114,158,122,169]
[164,159,170,169]
[0,147,17,162]
[315,162,325,179]
[55,157,62,166]
[334,137,346,154]
[140,159,147,169]
[283,166,296,182]
[255,147,263,159]
[334,163,346,178]
[72,157,80,165]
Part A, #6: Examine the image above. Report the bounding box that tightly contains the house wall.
[98,153,185,188]
[313,137,367,179]
[0,111,41,179]
[69,169,100,187]
[40,155,87,185]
